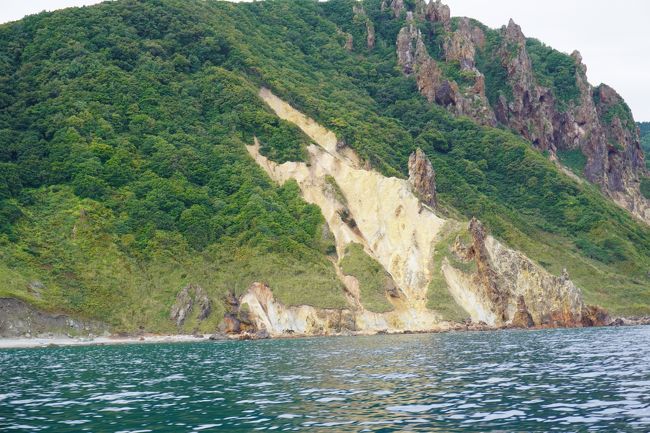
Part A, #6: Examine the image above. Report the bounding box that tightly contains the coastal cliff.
[0,0,648,339]
[388,0,649,223]
[233,88,608,337]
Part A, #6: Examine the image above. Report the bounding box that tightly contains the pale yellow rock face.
[254,88,446,305]
[246,88,445,333]
[240,88,588,336]
[441,259,497,324]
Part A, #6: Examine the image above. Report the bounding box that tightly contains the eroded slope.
[237,88,604,336]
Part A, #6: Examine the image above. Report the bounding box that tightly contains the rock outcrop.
[442,218,602,327]
[494,21,649,223]
[242,87,602,336]
[0,298,107,338]
[511,296,535,328]
[495,19,557,152]
[381,0,406,18]
[424,0,450,30]
[443,17,479,69]
[353,3,375,49]
[386,0,648,222]
[170,284,211,327]
[408,148,437,208]
[240,283,357,336]
[395,9,495,126]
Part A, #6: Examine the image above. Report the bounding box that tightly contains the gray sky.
[2,0,649,120]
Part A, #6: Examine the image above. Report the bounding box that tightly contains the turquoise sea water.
[1,326,649,432]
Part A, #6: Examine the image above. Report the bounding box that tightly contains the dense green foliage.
[526,38,580,109]
[340,243,394,313]
[475,28,512,106]
[557,149,587,176]
[0,0,346,330]
[0,0,649,330]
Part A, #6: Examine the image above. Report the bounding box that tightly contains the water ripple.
[1,326,649,431]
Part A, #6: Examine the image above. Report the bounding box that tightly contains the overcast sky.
[2,0,649,120]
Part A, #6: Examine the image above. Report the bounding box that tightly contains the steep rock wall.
[385,0,649,224]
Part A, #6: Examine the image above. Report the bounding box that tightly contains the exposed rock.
[434,79,457,106]
[592,84,650,222]
[396,21,417,75]
[408,148,437,208]
[240,282,357,336]
[511,295,534,328]
[221,313,241,334]
[443,218,587,327]
[444,17,477,69]
[208,332,227,340]
[27,280,45,298]
[493,21,649,223]
[608,317,625,327]
[170,284,211,327]
[0,298,107,338]
[396,8,495,126]
[353,3,375,49]
[581,305,610,327]
[344,33,353,51]
[424,0,451,30]
[496,19,557,152]
[385,0,405,18]
[366,21,376,49]
[248,88,603,336]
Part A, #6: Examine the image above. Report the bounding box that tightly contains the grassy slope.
[0,0,649,332]
[340,243,394,313]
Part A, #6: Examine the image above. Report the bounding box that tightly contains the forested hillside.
[1,0,649,332]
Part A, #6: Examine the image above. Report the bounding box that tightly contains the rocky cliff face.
[395,5,495,125]
[408,148,437,208]
[239,87,606,337]
[0,298,108,338]
[494,19,557,152]
[396,11,495,126]
[442,218,601,327]
[387,0,649,223]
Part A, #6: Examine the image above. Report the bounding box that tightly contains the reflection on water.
[1,326,649,431]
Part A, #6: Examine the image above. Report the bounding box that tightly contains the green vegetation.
[340,243,394,313]
[475,28,512,106]
[638,122,650,169]
[324,175,348,206]
[594,86,636,130]
[427,224,471,322]
[557,149,587,176]
[0,0,649,331]
[526,38,580,109]
[641,178,650,201]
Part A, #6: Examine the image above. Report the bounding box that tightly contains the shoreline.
[0,333,212,349]
[1,318,649,349]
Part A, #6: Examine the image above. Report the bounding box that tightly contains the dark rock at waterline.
[0,297,107,338]
[609,318,625,326]
[511,296,535,328]
[208,333,228,341]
